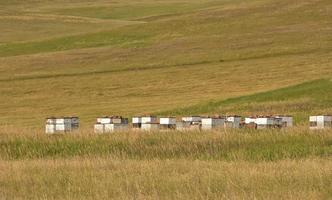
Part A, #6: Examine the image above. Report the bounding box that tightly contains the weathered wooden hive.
[45,116,79,134]
[94,116,128,133]
[309,115,332,129]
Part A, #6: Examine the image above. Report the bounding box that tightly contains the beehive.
[182,116,201,123]
[141,116,158,124]
[97,117,112,124]
[159,117,176,130]
[255,116,277,129]
[45,117,79,134]
[105,124,128,132]
[255,116,284,129]
[132,116,142,128]
[94,123,105,134]
[94,116,128,133]
[141,123,159,131]
[201,117,224,130]
[309,115,332,129]
[245,117,257,124]
[225,116,242,128]
[275,115,293,127]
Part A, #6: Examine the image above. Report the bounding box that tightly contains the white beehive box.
[55,118,72,124]
[225,116,241,128]
[201,118,224,125]
[201,117,224,130]
[310,116,321,129]
[141,123,159,131]
[97,117,112,124]
[94,124,105,133]
[45,124,56,134]
[105,124,128,132]
[275,116,293,127]
[45,117,79,134]
[182,116,201,123]
[141,116,158,124]
[309,116,317,122]
[255,117,275,125]
[245,117,256,124]
[317,116,332,125]
[112,117,128,124]
[255,117,276,129]
[132,117,142,124]
[56,123,72,131]
[160,117,176,125]
[310,115,332,129]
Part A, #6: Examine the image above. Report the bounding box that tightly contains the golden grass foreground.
[1,158,331,199]
[0,127,331,199]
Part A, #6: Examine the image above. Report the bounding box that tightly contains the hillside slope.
[0,0,331,127]
[158,79,332,123]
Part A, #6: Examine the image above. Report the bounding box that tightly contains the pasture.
[0,0,331,199]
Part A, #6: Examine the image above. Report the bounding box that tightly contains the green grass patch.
[50,2,212,20]
[0,29,152,57]
[157,79,332,122]
[1,129,331,161]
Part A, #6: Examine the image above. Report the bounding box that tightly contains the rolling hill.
[0,0,331,128]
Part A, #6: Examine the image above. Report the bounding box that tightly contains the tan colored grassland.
[0,158,331,200]
[0,127,331,199]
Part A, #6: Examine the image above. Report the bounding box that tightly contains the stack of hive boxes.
[45,117,79,134]
[159,117,176,130]
[201,116,224,130]
[141,116,159,131]
[309,115,332,129]
[255,116,279,129]
[275,115,293,128]
[132,116,142,129]
[244,116,293,129]
[177,116,201,131]
[225,115,242,128]
[94,116,128,133]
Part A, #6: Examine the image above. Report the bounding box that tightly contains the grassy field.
[0,0,331,127]
[0,0,332,199]
[1,157,331,199]
[0,129,331,199]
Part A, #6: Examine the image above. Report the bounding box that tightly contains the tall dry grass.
[0,126,331,161]
[0,127,331,199]
[0,158,331,199]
